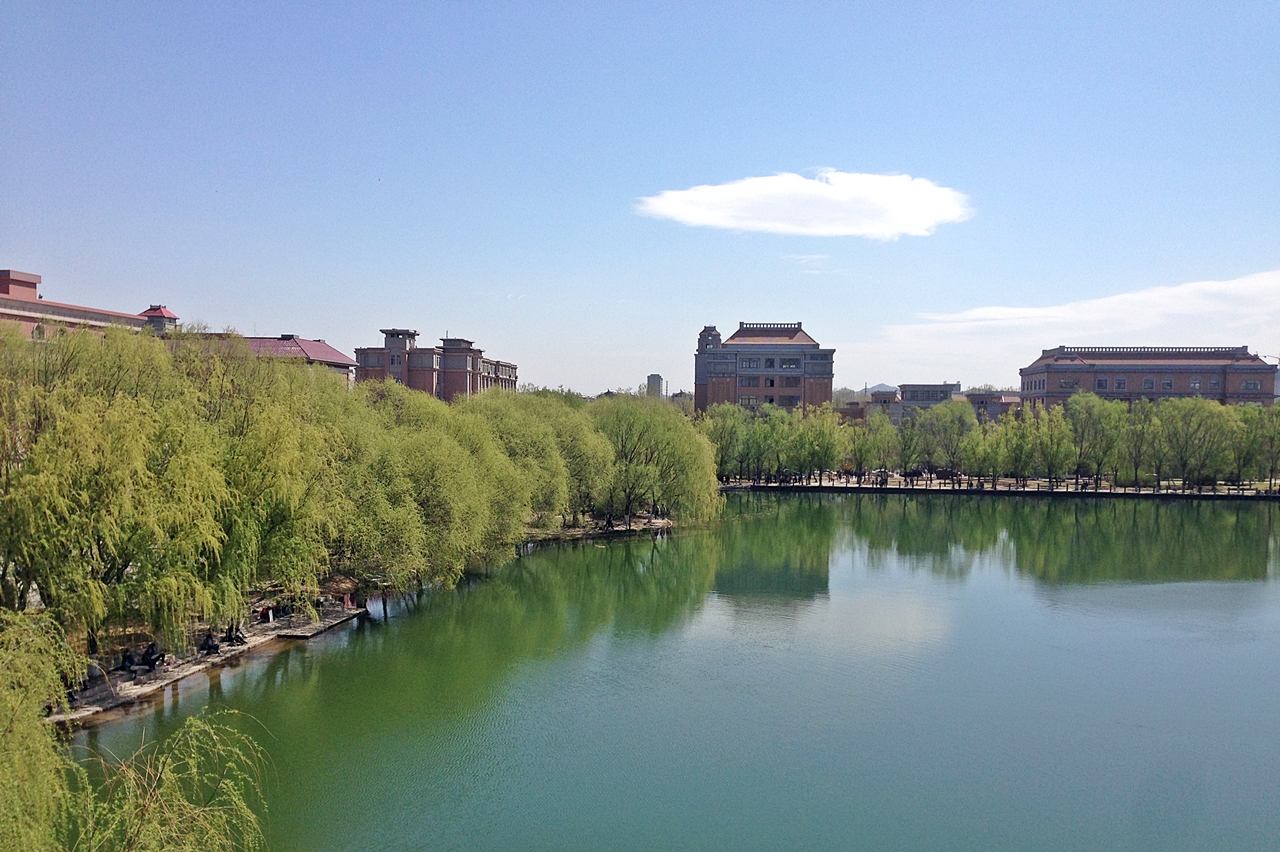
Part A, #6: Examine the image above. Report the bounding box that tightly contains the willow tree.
[0,612,266,852]
[1158,397,1234,490]
[592,396,721,525]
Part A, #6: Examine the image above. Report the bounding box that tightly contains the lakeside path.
[726,480,1280,501]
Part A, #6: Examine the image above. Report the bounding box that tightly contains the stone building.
[355,329,517,400]
[693,322,834,412]
[1019,346,1276,407]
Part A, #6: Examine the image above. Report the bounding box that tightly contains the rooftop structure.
[694,322,834,411]
[1019,346,1276,407]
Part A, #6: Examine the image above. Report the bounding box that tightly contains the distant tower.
[647,373,664,399]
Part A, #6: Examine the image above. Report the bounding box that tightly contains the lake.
[79,494,1280,851]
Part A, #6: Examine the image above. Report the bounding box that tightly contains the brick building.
[693,322,834,412]
[1,269,177,336]
[1019,346,1276,407]
[355,329,517,400]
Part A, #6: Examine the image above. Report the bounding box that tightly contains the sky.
[2,2,1278,393]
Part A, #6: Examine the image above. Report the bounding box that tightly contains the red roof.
[243,335,357,368]
[140,305,179,319]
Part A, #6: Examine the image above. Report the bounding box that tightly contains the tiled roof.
[243,335,357,368]
[140,305,179,319]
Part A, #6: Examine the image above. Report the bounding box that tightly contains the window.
[1114,377,1127,390]
[1161,376,1173,391]
[779,395,800,407]
[780,357,800,369]
[907,390,918,401]
[739,358,760,369]
[739,395,758,407]
[781,376,801,388]
[1059,378,1078,389]
[807,353,832,361]
[739,376,760,387]
[1208,378,1220,391]
[391,353,401,366]
[764,395,775,404]
[1189,376,1201,391]
[1096,377,1109,390]
[764,358,775,368]
[765,377,775,387]
[1243,380,1262,391]
[1142,377,1155,391]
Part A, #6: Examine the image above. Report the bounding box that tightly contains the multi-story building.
[1019,346,1276,407]
[1,269,178,336]
[693,322,834,412]
[355,329,517,400]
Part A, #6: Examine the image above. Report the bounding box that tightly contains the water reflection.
[78,493,1280,852]
[729,493,1279,585]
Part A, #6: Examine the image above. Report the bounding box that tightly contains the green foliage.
[0,328,721,654]
[0,614,264,852]
[0,612,82,852]
[593,396,722,523]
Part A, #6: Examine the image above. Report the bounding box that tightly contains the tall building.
[693,322,834,412]
[1019,346,1276,407]
[354,329,517,400]
[0,269,177,336]
[646,373,665,399]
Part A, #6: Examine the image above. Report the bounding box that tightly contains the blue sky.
[3,2,1278,391]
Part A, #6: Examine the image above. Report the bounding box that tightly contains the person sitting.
[223,623,248,646]
[198,632,221,656]
[116,649,138,672]
[140,641,165,670]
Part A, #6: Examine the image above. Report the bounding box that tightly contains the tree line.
[699,394,1280,491]
[0,325,721,852]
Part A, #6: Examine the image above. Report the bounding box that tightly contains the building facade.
[355,329,517,400]
[1019,346,1276,407]
[693,322,834,412]
[1,269,177,336]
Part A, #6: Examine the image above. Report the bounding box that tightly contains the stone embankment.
[49,603,364,726]
[726,478,1280,501]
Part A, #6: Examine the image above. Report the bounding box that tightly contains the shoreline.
[49,607,365,728]
[723,482,1280,502]
[53,519,675,727]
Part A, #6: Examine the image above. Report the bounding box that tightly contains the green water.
[81,495,1280,851]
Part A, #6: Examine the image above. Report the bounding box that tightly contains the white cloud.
[836,270,1280,388]
[637,169,972,239]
